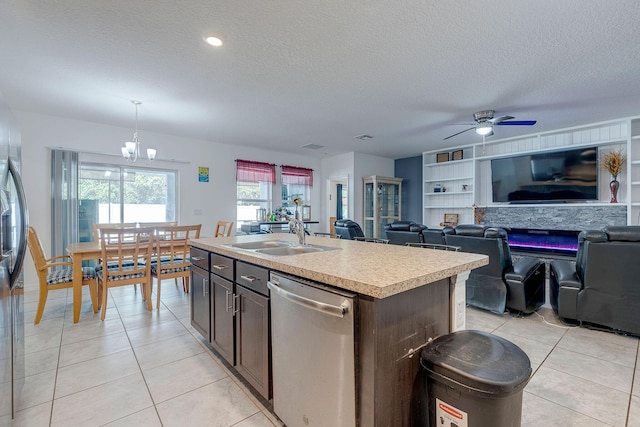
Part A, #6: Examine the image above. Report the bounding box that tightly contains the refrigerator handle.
[8,158,29,288]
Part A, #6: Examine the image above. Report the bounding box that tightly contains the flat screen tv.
[491,147,598,203]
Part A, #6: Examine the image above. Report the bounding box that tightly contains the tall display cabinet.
[363,175,402,238]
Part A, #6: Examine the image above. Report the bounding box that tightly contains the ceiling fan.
[443,110,536,140]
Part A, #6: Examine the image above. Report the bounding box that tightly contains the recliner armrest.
[504,257,543,283]
[549,260,581,289]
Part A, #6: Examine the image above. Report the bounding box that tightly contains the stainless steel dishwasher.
[268,272,356,427]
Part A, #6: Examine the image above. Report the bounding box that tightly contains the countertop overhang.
[189,234,488,299]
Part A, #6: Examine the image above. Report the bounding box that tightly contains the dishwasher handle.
[267,281,350,318]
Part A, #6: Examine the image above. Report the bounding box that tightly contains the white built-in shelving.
[423,117,640,227]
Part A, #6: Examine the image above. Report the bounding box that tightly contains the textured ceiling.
[1,1,640,159]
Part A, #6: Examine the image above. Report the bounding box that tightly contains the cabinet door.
[190,266,210,340]
[235,285,271,399]
[211,274,235,365]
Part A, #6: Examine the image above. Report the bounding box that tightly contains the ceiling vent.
[301,143,325,150]
[354,134,373,140]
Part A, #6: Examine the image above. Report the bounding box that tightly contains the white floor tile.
[58,331,131,367]
[50,372,153,427]
[101,407,162,427]
[143,352,228,403]
[55,349,139,398]
[133,333,205,371]
[155,377,259,427]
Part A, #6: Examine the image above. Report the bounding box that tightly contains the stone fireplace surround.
[479,204,628,256]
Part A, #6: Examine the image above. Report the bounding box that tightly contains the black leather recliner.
[383,221,447,245]
[443,224,545,315]
[334,219,365,240]
[383,221,427,245]
[550,226,640,335]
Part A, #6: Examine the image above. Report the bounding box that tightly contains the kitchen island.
[189,233,487,427]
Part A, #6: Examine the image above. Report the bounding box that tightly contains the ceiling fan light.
[147,148,157,160]
[476,124,493,136]
[121,146,130,158]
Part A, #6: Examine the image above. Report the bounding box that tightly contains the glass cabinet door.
[362,176,402,239]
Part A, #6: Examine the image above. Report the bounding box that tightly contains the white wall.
[320,152,354,232]
[17,111,324,287]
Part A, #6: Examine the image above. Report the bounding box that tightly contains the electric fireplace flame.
[507,228,579,255]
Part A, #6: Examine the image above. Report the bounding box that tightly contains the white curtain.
[50,149,78,257]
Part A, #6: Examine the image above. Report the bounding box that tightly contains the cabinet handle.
[202,278,208,296]
[240,275,258,283]
[232,294,241,315]
[225,290,232,312]
[192,256,204,261]
[212,264,228,270]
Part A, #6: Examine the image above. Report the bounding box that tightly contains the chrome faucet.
[289,218,306,246]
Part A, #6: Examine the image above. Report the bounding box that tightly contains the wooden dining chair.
[214,221,234,237]
[27,226,98,324]
[150,224,202,307]
[92,222,137,242]
[96,227,155,320]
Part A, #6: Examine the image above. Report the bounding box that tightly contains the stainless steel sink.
[227,240,292,250]
[255,244,339,257]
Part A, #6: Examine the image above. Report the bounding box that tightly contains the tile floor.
[2,280,639,426]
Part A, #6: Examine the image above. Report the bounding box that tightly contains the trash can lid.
[420,330,531,395]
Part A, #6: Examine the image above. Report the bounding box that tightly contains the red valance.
[236,159,276,183]
[281,165,314,186]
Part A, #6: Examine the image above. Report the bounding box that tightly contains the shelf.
[424,158,474,167]
[424,176,473,183]
[425,191,473,196]
[425,206,472,210]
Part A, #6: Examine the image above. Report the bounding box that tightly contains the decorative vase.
[610,176,619,203]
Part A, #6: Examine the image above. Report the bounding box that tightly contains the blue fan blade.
[496,120,536,126]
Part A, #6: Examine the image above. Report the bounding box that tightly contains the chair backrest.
[214,221,234,237]
[443,225,512,277]
[383,221,427,245]
[98,227,155,279]
[154,224,202,267]
[422,229,446,245]
[139,221,178,228]
[577,226,640,286]
[334,219,365,240]
[92,222,137,242]
[27,226,47,273]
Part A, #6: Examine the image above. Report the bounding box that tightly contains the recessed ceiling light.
[204,36,223,47]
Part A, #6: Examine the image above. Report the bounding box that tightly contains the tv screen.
[491,147,598,203]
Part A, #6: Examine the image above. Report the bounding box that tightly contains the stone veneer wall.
[480,205,627,230]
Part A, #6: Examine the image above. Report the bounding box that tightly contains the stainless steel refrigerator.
[0,96,29,420]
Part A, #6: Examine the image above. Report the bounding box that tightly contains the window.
[281,165,313,209]
[236,160,275,225]
[79,163,177,226]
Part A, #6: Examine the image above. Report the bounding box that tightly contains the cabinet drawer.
[190,248,209,271]
[236,261,269,296]
[211,253,234,281]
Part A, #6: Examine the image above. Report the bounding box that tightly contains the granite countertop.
[189,234,488,299]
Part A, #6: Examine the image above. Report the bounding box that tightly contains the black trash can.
[419,330,531,427]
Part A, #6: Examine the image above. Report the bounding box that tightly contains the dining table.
[66,236,190,323]
[66,241,103,323]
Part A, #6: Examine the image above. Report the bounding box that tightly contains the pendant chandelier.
[121,100,157,161]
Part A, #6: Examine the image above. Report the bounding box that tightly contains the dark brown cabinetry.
[210,274,235,363]
[190,248,210,340]
[191,249,272,399]
[235,261,271,398]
